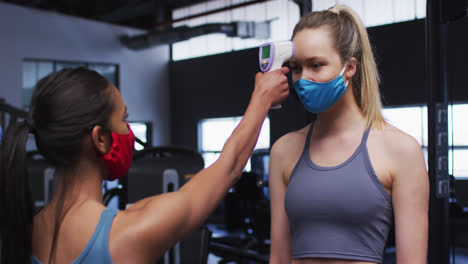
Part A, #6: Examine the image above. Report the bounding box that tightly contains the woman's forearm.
[176,69,288,235]
[218,94,271,178]
[174,96,270,234]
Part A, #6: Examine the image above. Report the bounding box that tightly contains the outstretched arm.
[269,136,293,264]
[110,67,290,263]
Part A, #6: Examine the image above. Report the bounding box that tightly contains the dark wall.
[170,48,256,149]
[170,18,468,150]
[170,47,313,150]
[447,16,468,103]
[368,17,468,106]
[368,20,427,106]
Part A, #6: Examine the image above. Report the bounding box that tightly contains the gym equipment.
[177,226,212,264]
[251,149,270,199]
[258,41,294,109]
[0,98,28,130]
[450,177,468,249]
[124,146,204,206]
[27,151,55,214]
[209,241,269,263]
[210,170,271,263]
[208,150,272,262]
[425,0,468,262]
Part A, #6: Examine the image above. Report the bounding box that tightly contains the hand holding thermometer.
[259,41,295,109]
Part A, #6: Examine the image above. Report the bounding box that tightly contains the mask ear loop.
[340,63,349,87]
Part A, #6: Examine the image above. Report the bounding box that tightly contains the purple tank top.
[284,124,393,263]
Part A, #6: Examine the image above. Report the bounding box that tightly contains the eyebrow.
[308,56,327,61]
[291,56,328,64]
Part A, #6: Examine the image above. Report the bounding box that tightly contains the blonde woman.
[269,5,429,264]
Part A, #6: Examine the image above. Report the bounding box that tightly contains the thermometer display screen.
[262,45,270,59]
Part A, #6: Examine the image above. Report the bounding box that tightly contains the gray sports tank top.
[284,124,393,263]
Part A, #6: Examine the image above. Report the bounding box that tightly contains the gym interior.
[0,0,467,263]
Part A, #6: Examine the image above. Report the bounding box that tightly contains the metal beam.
[147,0,267,29]
[426,0,450,262]
[441,0,468,23]
[120,20,270,50]
[292,0,312,16]
[98,1,155,22]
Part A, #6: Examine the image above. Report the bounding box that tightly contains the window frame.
[197,116,270,171]
[22,58,119,109]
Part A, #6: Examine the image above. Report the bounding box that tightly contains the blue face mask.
[293,65,348,113]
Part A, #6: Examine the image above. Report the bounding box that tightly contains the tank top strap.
[303,123,314,154]
[303,123,370,156]
[72,207,118,263]
[98,208,118,241]
[359,126,372,146]
[31,208,118,264]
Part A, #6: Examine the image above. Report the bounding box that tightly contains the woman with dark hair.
[0,66,289,263]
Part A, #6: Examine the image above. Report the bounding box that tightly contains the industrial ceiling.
[0,0,218,30]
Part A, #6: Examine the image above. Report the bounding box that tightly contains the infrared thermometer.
[259,41,294,109]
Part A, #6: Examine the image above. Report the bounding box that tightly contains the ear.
[345,57,358,80]
[91,125,112,155]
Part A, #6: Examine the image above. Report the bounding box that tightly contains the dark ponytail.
[1,67,115,263]
[0,121,34,264]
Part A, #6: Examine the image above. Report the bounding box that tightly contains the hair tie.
[328,7,340,15]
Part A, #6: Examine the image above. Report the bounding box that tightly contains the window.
[128,122,152,151]
[198,116,270,171]
[383,106,426,145]
[23,61,53,108]
[171,0,427,61]
[383,105,428,166]
[448,105,468,179]
[383,104,468,179]
[171,0,300,61]
[312,0,426,27]
[22,59,118,109]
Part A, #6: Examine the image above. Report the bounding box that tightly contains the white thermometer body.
[259,41,294,109]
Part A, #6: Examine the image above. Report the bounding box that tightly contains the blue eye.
[124,113,129,121]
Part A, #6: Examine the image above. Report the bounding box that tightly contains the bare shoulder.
[112,191,186,236]
[270,124,311,183]
[270,124,310,157]
[371,122,423,158]
[370,122,427,182]
[109,192,187,262]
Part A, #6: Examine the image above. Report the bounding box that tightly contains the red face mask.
[101,124,135,181]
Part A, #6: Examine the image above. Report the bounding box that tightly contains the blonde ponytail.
[335,5,385,129]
